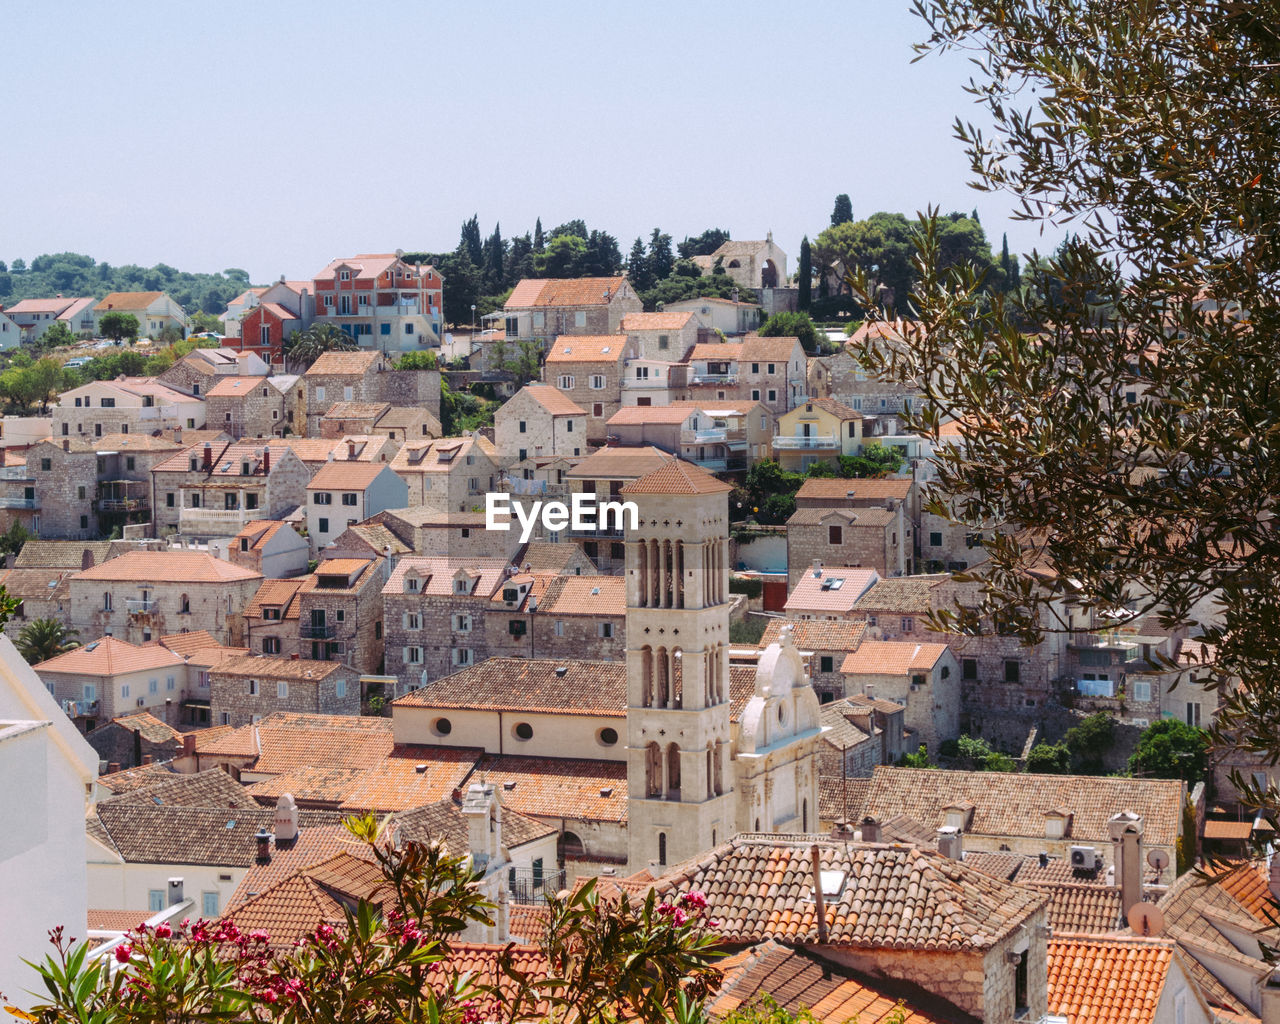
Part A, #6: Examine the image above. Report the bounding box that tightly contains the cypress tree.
[798,236,812,311]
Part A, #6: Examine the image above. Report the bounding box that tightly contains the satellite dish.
[1147,848,1170,873]
[1127,901,1166,937]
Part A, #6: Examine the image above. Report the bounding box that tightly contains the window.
[318,517,329,533]
[166,492,175,508]
[767,389,777,402]
[820,656,834,673]
[336,679,347,698]
[343,386,354,401]
[1004,660,1021,684]
[77,485,86,500]
[121,684,130,699]
[262,637,280,654]
[509,619,527,636]
[452,648,473,667]
[962,658,977,680]
[593,403,603,417]
[658,334,669,350]
[83,683,96,701]
[100,397,115,408]
[767,363,776,374]
[148,890,165,912]
[589,375,605,389]
[277,681,288,699]
[828,525,843,545]
[1132,681,1152,703]
[102,593,112,612]
[404,612,422,630]
[518,419,527,433]
[752,362,760,374]
[566,419,574,432]
[336,609,345,622]
[901,617,914,633]
[929,531,942,546]
[558,375,575,389]
[342,492,358,506]
[1186,702,1201,727]
[339,270,350,281]
[249,679,259,696]
[404,646,423,664]
[315,386,326,401]
[574,311,587,328]
[40,457,51,471]
[202,892,219,918]
[313,492,332,505]
[599,622,614,638]
[751,389,761,401]
[148,678,158,694]
[514,721,534,740]
[405,322,414,335]
[554,620,565,637]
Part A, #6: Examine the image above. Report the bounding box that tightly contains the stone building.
[203,376,289,439]
[758,618,868,705]
[682,337,807,417]
[365,508,523,561]
[839,640,960,754]
[773,398,864,472]
[501,277,642,342]
[154,347,271,395]
[388,436,501,513]
[34,636,189,730]
[53,378,205,439]
[302,350,441,435]
[83,710,184,771]
[785,506,908,586]
[808,322,924,415]
[783,565,879,620]
[295,556,386,673]
[621,460,825,871]
[494,384,587,460]
[619,311,704,362]
[318,401,440,442]
[228,520,309,578]
[243,577,307,660]
[209,655,359,728]
[795,475,918,536]
[151,440,312,540]
[689,236,788,291]
[541,336,629,441]
[665,296,762,335]
[67,550,263,646]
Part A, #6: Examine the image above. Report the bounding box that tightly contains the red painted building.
[311,252,443,352]
[237,303,299,363]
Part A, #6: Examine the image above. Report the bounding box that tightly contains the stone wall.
[210,666,360,727]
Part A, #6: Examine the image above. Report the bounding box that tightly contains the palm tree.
[17,618,80,665]
[284,323,358,372]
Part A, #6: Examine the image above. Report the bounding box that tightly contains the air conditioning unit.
[1069,845,1102,871]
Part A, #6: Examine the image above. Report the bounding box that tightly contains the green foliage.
[838,444,904,478]
[953,733,1017,772]
[639,272,745,313]
[1024,741,1072,774]
[0,520,30,559]
[728,576,764,599]
[647,229,675,283]
[677,229,731,260]
[628,237,652,292]
[1064,713,1116,774]
[1128,720,1209,782]
[535,234,587,278]
[0,356,65,412]
[439,379,498,435]
[898,744,934,768]
[189,311,222,334]
[758,311,820,355]
[728,615,767,645]
[830,193,853,227]
[40,321,76,349]
[395,350,438,371]
[16,618,80,665]
[797,236,812,312]
[98,311,140,342]
[284,323,356,372]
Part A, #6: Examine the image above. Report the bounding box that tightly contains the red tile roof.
[544,336,627,363]
[204,376,270,398]
[395,658,625,717]
[306,460,386,490]
[607,406,695,426]
[73,550,262,584]
[35,636,185,677]
[305,350,382,376]
[796,478,914,501]
[505,277,629,308]
[1047,936,1176,1024]
[840,642,950,676]
[784,568,880,613]
[471,754,628,823]
[518,384,587,416]
[94,291,164,312]
[619,459,733,495]
[621,312,695,331]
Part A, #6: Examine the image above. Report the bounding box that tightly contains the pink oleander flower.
[114,944,133,963]
[672,908,689,926]
[680,890,708,910]
[154,923,172,939]
[249,930,270,943]
[656,901,675,916]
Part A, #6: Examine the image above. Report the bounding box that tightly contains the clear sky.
[3,0,1060,284]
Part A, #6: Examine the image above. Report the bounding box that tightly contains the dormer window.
[405,576,420,593]
[339,270,350,281]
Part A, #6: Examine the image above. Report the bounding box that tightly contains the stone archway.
[761,258,779,288]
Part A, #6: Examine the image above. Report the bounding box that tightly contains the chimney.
[182,733,196,758]
[62,439,69,451]
[860,815,880,843]
[167,877,184,905]
[811,559,823,578]
[936,826,963,860]
[202,443,213,472]
[142,754,153,765]
[262,447,270,473]
[173,427,182,444]
[1039,852,1049,868]
[107,762,120,774]
[1108,810,1145,916]
[461,781,500,872]
[274,793,299,844]
[254,827,272,863]
[1263,968,1280,1024]
[809,843,829,944]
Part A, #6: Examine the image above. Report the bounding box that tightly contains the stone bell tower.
[621,461,736,873]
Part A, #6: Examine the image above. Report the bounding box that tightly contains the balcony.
[126,598,157,616]
[62,699,99,718]
[621,375,665,389]
[1070,632,1140,661]
[772,434,839,450]
[300,623,336,640]
[0,497,38,509]
[0,466,33,481]
[507,865,567,905]
[690,373,738,386]
[179,507,252,534]
[376,302,421,317]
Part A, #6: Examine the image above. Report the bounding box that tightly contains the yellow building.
[772,398,863,471]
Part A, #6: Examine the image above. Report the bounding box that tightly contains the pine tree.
[627,237,651,291]
[647,228,674,284]
[830,194,853,226]
[459,215,483,267]
[533,218,545,253]
[798,236,812,311]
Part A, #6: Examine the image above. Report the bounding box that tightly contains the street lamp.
[471,304,477,337]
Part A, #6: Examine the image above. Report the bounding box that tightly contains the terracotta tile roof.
[508,904,552,944]
[245,765,368,805]
[518,541,593,575]
[227,825,376,910]
[620,459,734,495]
[319,401,392,421]
[257,302,297,321]
[212,655,349,683]
[505,276,629,308]
[606,406,695,425]
[1047,936,1175,1024]
[648,837,1049,950]
[567,446,674,481]
[73,550,262,584]
[759,618,867,652]
[204,376,270,398]
[0,567,74,601]
[538,576,625,616]
[392,436,498,474]
[94,291,164,312]
[471,754,628,823]
[741,336,804,361]
[7,297,80,315]
[224,852,388,947]
[784,568,879,613]
[1215,861,1274,924]
[87,909,152,933]
[787,507,896,528]
[335,522,410,557]
[1203,819,1255,841]
[961,851,1025,883]
[200,712,395,772]
[104,766,255,809]
[820,705,873,753]
[103,711,183,745]
[392,795,557,852]
[233,520,290,551]
[840,642,950,676]
[710,940,972,1024]
[395,658,625,716]
[92,803,346,866]
[791,397,862,421]
[94,761,178,794]
[435,944,555,1018]
[14,540,113,569]
[543,336,627,363]
[383,556,511,598]
[1040,883,1125,933]
[246,578,307,621]
[305,350,382,377]
[863,766,1186,848]
[728,665,759,723]
[519,383,587,415]
[852,576,951,615]
[796,478,914,502]
[35,636,185,677]
[306,460,386,490]
[157,630,222,656]
[687,342,744,362]
[332,746,481,813]
[621,312,695,331]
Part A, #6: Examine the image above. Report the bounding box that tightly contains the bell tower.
[622,461,736,872]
